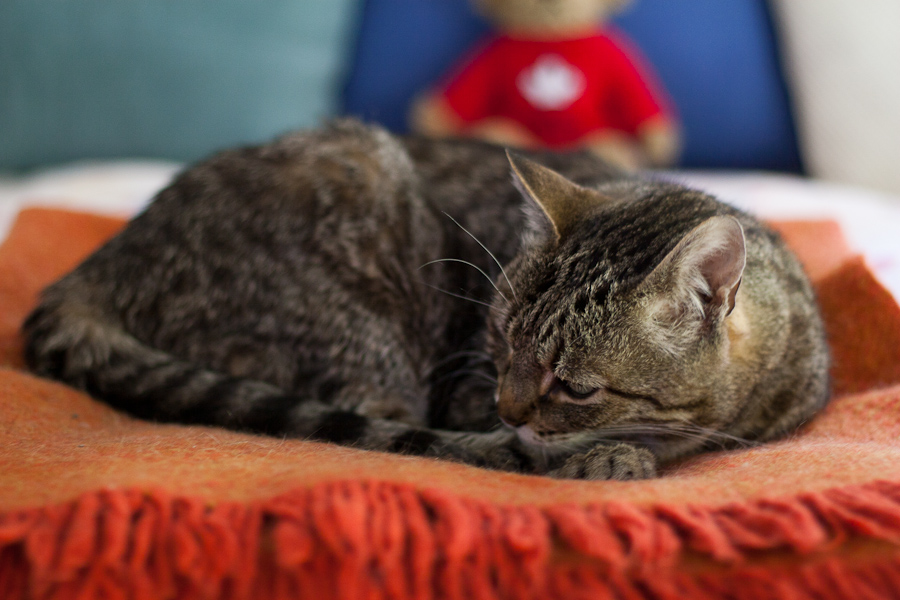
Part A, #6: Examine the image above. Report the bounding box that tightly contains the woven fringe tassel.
[3,480,900,599]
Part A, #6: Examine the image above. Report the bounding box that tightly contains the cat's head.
[488,153,747,456]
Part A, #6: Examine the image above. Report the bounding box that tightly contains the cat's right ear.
[507,151,605,245]
[641,215,746,326]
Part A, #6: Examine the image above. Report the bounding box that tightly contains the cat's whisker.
[454,415,505,431]
[420,258,509,304]
[591,422,757,449]
[419,282,494,308]
[441,211,519,303]
[435,369,498,387]
[678,427,756,448]
[431,350,493,370]
[447,349,493,362]
[592,426,717,450]
[538,432,607,454]
[651,423,757,448]
[471,374,500,386]
[477,421,508,434]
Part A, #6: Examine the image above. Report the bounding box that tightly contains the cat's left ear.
[642,215,746,322]
[507,151,609,244]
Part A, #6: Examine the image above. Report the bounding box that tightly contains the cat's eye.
[556,378,599,400]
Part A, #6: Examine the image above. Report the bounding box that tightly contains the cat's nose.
[497,354,543,427]
[497,384,533,427]
[498,410,529,429]
[499,414,526,428]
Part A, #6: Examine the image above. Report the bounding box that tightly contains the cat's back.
[30,122,468,387]
[125,119,616,256]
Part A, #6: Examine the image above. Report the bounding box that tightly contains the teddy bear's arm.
[409,93,463,138]
[411,92,542,149]
[637,115,681,167]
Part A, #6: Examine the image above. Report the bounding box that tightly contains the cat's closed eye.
[555,377,600,400]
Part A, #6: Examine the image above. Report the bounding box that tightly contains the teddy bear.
[410,0,680,170]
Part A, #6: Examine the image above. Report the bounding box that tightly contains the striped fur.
[22,120,829,479]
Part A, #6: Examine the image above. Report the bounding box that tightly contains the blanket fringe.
[3,480,900,599]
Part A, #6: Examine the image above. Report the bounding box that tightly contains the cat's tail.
[22,292,532,473]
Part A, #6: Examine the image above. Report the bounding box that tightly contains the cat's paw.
[550,443,657,481]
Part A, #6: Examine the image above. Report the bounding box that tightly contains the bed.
[2,161,900,599]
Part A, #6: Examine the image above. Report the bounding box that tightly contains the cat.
[22,119,830,480]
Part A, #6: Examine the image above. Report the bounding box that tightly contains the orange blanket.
[2,208,900,599]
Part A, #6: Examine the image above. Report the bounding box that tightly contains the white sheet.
[0,161,181,241]
[675,171,900,302]
[2,162,899,301]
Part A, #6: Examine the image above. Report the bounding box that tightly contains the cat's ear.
[643,215,746,323]
[507,151,607,244]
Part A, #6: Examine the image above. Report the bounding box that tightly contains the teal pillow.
[0,0,356,170]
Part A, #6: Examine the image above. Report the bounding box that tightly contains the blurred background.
[1,0,898,194]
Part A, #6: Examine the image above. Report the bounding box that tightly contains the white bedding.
[2,162,899,302]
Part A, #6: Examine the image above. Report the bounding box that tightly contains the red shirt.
[440,30,670,149]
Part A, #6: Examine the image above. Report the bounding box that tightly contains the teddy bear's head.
[473,0,631,37]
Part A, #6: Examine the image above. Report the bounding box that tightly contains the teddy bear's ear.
[606,0,634,14]
[507,151,610,244]
[469,0,502,22]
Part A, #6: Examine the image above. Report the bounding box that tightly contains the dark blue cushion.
[342,0,802,171]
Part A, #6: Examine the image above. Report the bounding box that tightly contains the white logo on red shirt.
[516,54,586,111]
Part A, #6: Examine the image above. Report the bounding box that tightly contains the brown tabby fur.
[22,120,830,480]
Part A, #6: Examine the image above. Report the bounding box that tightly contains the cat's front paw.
[551,443,657,481]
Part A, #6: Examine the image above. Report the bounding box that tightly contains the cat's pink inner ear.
[698,217,746,300]
[647,216,747,317]
[506,151,605,242]
[681,216,747,314]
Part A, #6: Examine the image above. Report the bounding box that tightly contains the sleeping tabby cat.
[22,120,830,480]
